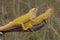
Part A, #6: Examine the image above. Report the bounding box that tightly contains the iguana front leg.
[29,18,36,22]
[43,20,47,24]
[21,23,27,30]
[43,16,49,24]
[20,23,30,30]
[23,23,33,30]
[25,24,34,31]
[21,22,33,30]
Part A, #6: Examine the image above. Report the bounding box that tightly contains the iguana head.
[45,8,54,15]
[31,8,38,14]
[29,8,38,19]
[43,8,54,21]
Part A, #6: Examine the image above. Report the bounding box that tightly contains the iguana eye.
[34,8,36,10]
[33,8,38,13]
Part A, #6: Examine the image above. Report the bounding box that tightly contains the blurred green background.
[0,0,60,40]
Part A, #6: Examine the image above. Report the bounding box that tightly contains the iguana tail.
[0,22,17,31]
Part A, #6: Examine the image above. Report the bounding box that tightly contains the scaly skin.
[24,8,54,30]
[0,8,38,31]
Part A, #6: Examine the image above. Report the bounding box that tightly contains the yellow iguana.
[23,8,54,30]
[0,8,38,31]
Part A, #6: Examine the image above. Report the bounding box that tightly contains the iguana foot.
[27,24,33,29]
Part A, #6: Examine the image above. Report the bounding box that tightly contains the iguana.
[0,8,38,31]
[23,8,54,30]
